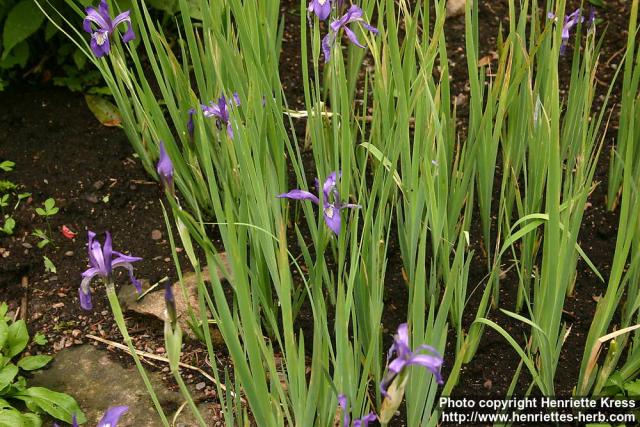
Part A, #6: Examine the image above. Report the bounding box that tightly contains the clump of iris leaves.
[19,0,640,426]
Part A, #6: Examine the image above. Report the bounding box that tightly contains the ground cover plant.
[0,302,85,425]
[0,0,638,425]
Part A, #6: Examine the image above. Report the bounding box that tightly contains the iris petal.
[353,413,377,427]
[359,21,378,34]
[322,172,339,201]
[156,141,174,186]
[112,261,143,293]
[387,357,407,375]
[112,10,131,29]
[103,232,113,276]
[313,0,331,20]
[277,190,320,205]
[112,251,143,264]
[90,33,111,57]
[407,354,444,383]
[322,32,334,62]
[78,285,93,311]
[83,7,110,33]
[338,394,349,427]
[81,267,100,279]
[323,205,342,235]
[90,240,107,275]
[343,26,364,48]
[98,0,111,24]
[97,406,129,427]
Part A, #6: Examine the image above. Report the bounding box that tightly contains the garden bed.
[0,0,635,425]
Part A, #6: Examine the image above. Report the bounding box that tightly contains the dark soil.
[0,85,225,402]
[0,0,634,426]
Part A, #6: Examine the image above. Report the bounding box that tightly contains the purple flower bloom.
[79,231,142,310]
[97,405,129,427]
[308,0,332,20]
[156,141,174,193]
[55,406,128,427]
[201,93,241,139]
[83,0,134,57]
[338,394,377,427]
[322,5,378,62]
[380,323,444,396]
[277,171,360,235]
[560,9,584,53]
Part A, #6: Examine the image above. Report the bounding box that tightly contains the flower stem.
[106,285,170,427]
[165,322,208,426]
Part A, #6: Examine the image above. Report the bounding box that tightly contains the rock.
[30,345,218,426]
[453,93,468,107]
[151,229,162,240]
[65,251,74,257]
[83,193,99,204]
[118,253,232,341]
[446,0,467,18]
[93,180,105,190]
[195,382,206,391]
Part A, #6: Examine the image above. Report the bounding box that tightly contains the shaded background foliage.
[0,0,194,91]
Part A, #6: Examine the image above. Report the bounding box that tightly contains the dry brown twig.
[85,333,240,401]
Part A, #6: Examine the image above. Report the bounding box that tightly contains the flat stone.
[446,0,467,17]
[151,229,162,240]
[118,253,231,342]
[30,346,167,424]
[30,345,219,426]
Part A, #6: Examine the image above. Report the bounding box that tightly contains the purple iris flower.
[380,323,444,396]
[322,5,378,62]
[548,9,586,55]
[156,141,174,194]
[338,394,377,427]
[79,231,142,310]
[201,93,241,139]
[55,406,128,427]
[83,0,135,57]
[97,406,129,426]
[308,0,332,20]
[560,9,584,54]
[277,171,360,235]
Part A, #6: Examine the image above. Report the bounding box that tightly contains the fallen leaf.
[85,94,122,127]
[478,51,499,67]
